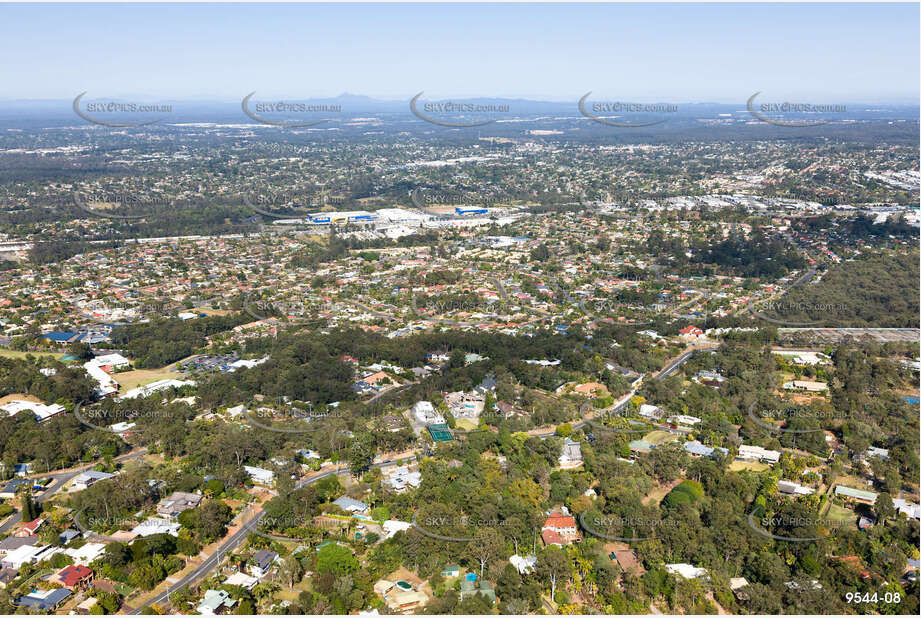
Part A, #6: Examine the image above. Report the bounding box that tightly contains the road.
[0,448,147,535]
[738,267,817,319]
[127,345,710,609]
[129,462,387,614]
[529,346,706,438]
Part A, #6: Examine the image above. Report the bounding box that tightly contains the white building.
[119,379,196,400]
[244,465,275,486]
[738,445,781,464]
[509,553,537,575]
[0,399,66,422]
[411,401,444,425]
[132,517,181,537]
[666,563,708,579]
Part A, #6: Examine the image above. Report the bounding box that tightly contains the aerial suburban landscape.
[0,1,918,616]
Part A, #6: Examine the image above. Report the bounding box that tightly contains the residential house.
[611,549,645,575]
[777,480,815,496]
[834,485,878,505]
[412,401,444,425]
[509,554,537,575]
[893,498,921,520]
[244,465,275,486]
[558,438,583,468]
[383,466,422,493]
[132,517,181,537]
[72,470,116,491]
[14,517,44,538]
[683,441,728,458]
[197,589,236,615]
[782,380,828,392]
[2,544,60,570]
[156,491,203,518]
[333,496,370,515]
[49,564,94,590]
[224,572,258,589]
[678,325,705,340]
[666,563,708,579]
[13,588,72,611]
[737,444,781,464]
[250,549,279,577]
[541,511,581,546]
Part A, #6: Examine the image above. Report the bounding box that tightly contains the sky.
[0,2,918,103]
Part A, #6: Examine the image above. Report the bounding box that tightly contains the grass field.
[825,503,858,525]
[643,430,678,446]
[113,367,183,391]
[729,460,771,473]
[454,418,479,431]
[0,349,63,360]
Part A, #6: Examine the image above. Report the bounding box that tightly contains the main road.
[128,344,711,611]
[128,462,388,614]
[0,448,147,535]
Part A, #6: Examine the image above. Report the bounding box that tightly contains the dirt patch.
[0,393,42,405]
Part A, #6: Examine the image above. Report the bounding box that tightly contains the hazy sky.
[1,2,918,103]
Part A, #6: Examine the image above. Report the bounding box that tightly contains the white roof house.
[132,517,181,537]
[384,466,422,492]
[382,520,412,539]
[738,444,781,464]
[1,544,61,570]
[119,379,196,400]
[638,404,663,419]
[893,499,921,520]
[411,401,444,424]
[509,554,537,575]
[0,399,66,422]
[666,563,708,579]
[244,465,275,486]
[63,542,106,564]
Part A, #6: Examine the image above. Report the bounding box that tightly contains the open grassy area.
[825,503,858,525]
[113,367,184,391]
[0,349,63,361]
[729,460,771,473]
[644,430,678,446]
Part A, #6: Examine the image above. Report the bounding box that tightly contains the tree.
[316,543,359,576]
[538,545,570,601]
[875,492,895,521]
[464,527,505,579]
[279,554,304,588]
